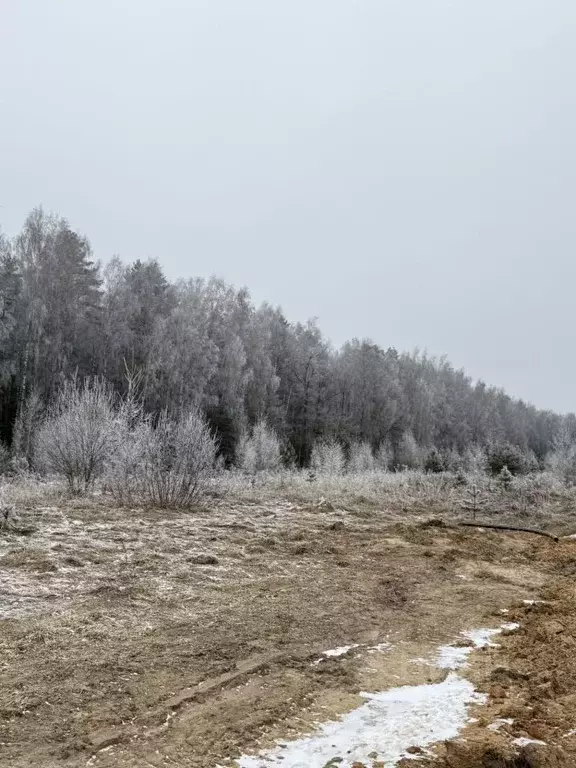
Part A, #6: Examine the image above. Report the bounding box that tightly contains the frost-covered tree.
[374,442,392,471]
[394,431,423,470]
[311,438,345,476]
[237,420,282,473]
[0,207,569,471]
[547,423,576,485]
[347,441,375,473]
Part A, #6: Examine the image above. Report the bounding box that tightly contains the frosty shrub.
[347,441,375,473]
[394,431,423,470]
[374,443,392,471]
[461,444,488,475]
[311,438,345,476]
[237,420,281,473]
[104,419,150,505]
[424,448,446,474]
[546,425,576,486]
[486,441,529,476]
[498,465,514,488]
[108,408,218,508]
[34,378,116,494]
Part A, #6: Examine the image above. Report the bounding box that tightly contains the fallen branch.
[458,521,558,542]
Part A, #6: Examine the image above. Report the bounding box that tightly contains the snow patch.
[312,645,359,665]
[436,627,502,670]
[513,737,547,747]
[323,645,358,658]
[435,621,519,671]
[238,620,521,767]
[437,645,472,670]
[487,718,514,731]
[367,641,392,653]
[462,627,502,648]
[236,673,486,768]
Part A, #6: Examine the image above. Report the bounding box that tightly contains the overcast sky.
[3,1,576,412]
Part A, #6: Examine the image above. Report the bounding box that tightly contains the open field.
[1,473,576,767]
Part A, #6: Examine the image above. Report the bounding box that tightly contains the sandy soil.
[0,498,573,767]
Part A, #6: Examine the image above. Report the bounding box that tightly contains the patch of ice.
[513,737,546,747]
[487,718,514,731]
[236,673,486,768]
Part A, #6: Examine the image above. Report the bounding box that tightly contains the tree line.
[0,207,572,471]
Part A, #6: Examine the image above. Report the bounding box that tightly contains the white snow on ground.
[367,641,392,653]
[312,642,392,666]
[513,737,547,747]
[488,718,514,731]
[237,621,522,768]
[437,645,473,670]
[323,645,359,658]
[237,674,486,768]
[436,626,504,670]
[501,622,520,631]
[312,645,360,664]
[462,627,503,648]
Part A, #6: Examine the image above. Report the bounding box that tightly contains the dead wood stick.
[458,521,558,542]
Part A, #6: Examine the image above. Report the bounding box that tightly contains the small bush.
[394,431,423,470]
[461,444,488,475]
[347,441,375,473]
[486,441,529,476]
[498,465,514,488]
[107,408,218,508]
[547,425,576,486]
[34,378,116,494]
[237,420,281,472]
[311,438,345,476]
[374,443,392,471]
[424,448,446,474]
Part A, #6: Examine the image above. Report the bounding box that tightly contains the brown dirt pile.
[420,557,576,768]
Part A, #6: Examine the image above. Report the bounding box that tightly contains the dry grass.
[2,468,574,534]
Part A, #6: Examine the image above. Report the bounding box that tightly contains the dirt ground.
[0,496,575,767]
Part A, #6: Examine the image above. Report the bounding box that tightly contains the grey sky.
[3,1,576,412]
